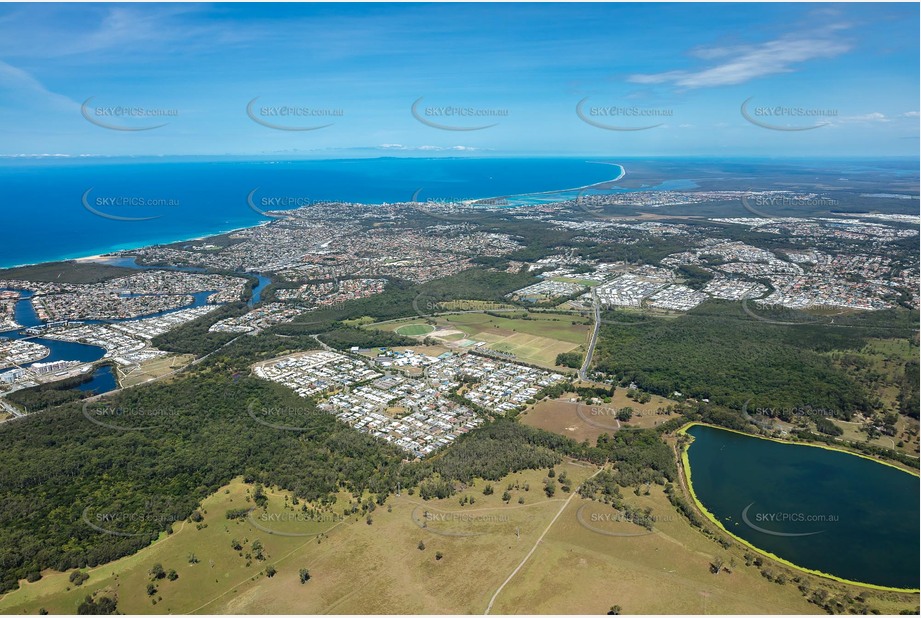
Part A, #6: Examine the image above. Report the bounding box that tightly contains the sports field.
[395,323,436,336]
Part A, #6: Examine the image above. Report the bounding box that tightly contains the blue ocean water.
[0,157,622,269]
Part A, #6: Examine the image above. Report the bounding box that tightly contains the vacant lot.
[118,354,195,388]
[521,393,680,443]
[376,312,590,368]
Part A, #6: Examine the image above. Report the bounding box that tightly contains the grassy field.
[521,393,680,444]
[117,354,195,389]
[444,312,588,367]
[395,324,436,337]
[376,312,590,368]
[2,458,913,614]
[487,482,818,615]
[551,276,599,287]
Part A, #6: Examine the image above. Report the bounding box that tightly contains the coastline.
[0,164,626,273]
[0,222,269,272]
[465,161,626,204]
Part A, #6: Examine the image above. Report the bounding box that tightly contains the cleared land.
[375,312,590,368]
[117,354,195,388]
[487,483,820,615]
[3,457,907,615]
[521,393,680,443]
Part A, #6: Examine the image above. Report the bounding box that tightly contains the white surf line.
[484,466,604,614]
[455,162,626,206]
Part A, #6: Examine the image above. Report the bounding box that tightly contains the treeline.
[898,359,920,419]
[6,371,97,412]
[555,352,583,369]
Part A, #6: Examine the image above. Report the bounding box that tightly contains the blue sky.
[0,2,917,157]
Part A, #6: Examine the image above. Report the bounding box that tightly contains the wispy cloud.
[629,29,851,89]
[0,60,77,109]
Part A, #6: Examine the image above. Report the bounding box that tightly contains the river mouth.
[680,423,920,592]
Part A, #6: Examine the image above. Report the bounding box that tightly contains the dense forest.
[0,369,412,592]
[590,301,911,417]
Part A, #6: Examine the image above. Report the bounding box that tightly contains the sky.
[0,2,918,158]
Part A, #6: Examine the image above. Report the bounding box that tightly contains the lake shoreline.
[676,422,920,593]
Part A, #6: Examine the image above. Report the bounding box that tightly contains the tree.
[146,584,157,596]
[617,407,634,422]
[711,557,724,574]
[607,605,622,615]
[299,568,311,584]
[167,570,178,581]
[544,479,557,498]
[69,571,89,586]
[435,551,444,561]
[482,484,494,496]
[502,490,511,503]
[149,564,165,580]
[188,553,199,564]
[77,596,118,615]
[266,565,277,578]
[417,541,426,551]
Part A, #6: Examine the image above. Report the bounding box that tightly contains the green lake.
[684,424,920,590]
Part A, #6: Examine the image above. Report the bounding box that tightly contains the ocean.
[0,157,622,269]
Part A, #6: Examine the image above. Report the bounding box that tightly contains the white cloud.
[378,144,480,152]
[629,30,850,89]
[0,60,77,110]
[835,112,890,123]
